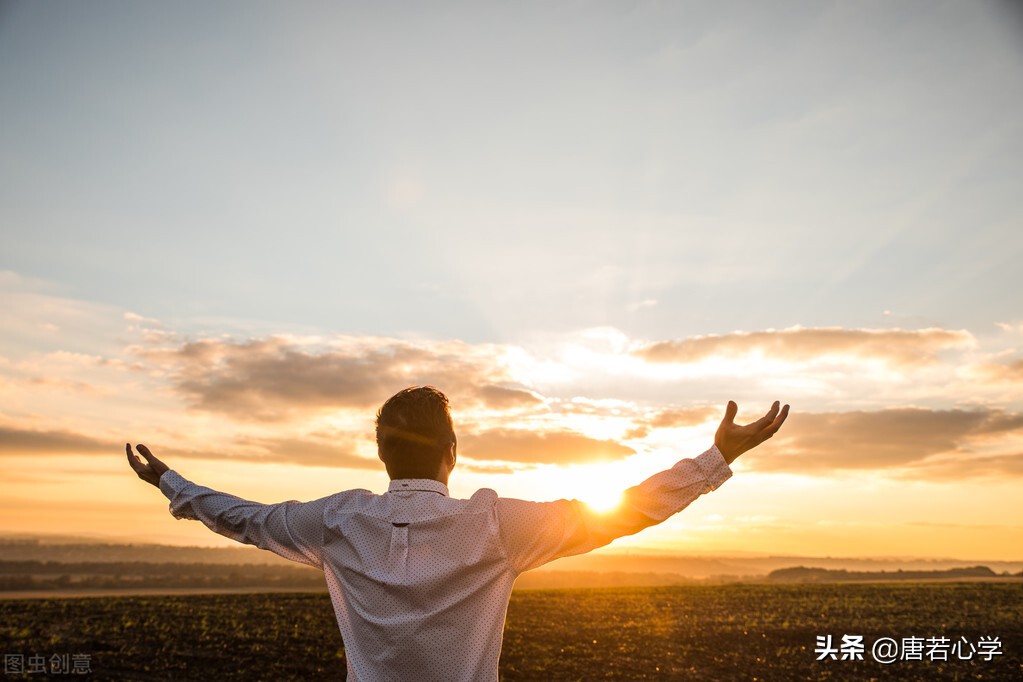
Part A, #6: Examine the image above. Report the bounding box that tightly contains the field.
[1,583,1020,680]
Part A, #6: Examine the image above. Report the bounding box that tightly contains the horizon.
[4,532,1022,567]
[2,2,1022,563]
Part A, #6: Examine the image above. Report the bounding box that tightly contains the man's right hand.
[714,401,789,465]
[126,443,170,488]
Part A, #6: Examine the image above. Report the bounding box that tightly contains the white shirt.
[160,445,732,681]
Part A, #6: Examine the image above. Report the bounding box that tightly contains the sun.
[582,489,624,513]
[575,465,626,513]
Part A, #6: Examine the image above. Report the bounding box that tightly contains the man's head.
[376,386,457,482]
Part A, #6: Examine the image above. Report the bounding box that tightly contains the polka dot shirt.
[160,445,732,681]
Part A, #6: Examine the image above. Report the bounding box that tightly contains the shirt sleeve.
[495,445,732,574]
[158,470,328,570]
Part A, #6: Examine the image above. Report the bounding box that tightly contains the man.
[127,386,789,681]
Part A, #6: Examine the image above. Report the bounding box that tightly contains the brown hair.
[375,386,456,479]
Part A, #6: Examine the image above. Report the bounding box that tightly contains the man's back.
[159,445,734,681]
[323,482,513,681]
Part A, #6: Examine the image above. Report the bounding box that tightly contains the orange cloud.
[636,327,973,365]
[648,407,719,428]
[624,406,719,439]
[459,428,635,465]
[974,357,1023,384]
[746,407,1023,476]
[233,435,380,470]
[0,426,111,455]
[476,385,543,409]
[137,336,534,421]
[911,453,1023,479]
[0,425,380,471]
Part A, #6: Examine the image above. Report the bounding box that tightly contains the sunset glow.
[1,1,1021,566]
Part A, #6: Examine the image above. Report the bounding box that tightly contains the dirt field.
[1,583,1020,680]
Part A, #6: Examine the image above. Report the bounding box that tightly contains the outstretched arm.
[125,443,327,569]
[498,400,789,573]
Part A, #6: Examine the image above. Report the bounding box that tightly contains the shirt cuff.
[693,445,733,491]
[158,470,189,501]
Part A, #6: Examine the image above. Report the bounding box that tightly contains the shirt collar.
[387,478,450,496]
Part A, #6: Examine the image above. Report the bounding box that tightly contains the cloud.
[625,406,719,439]
[746,407,1023,476]
[1003,359,1023,379]
[636,326,973,365]
[0,426,112,455]
[159,436,381,471]
[233,435,381,470]
[648,406,719,429]
[0,425,382,471]
[995,322,1023,335]
[476,385,543,409]
[912,453,1023,480]
[138,336,531,421]
[974,357,1023,384]
[458,428,635,465]
[457,461,519,475]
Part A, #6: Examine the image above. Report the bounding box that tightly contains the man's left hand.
[714,401,790,465]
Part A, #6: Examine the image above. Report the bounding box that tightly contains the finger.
[126,443,142,472]
[722,400,738,426]
[136,443,170,479]
[751,401,780,429]
[763,404,790,437]
[768,403,789,429]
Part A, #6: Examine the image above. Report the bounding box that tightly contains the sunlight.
[581,488,624,513]
[573,465,627,513]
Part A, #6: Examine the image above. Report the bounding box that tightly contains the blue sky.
[3,0,1020,342]
[1,1,1022,558]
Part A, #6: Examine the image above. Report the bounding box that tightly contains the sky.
[1,0,1022,561]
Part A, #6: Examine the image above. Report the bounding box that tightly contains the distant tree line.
[0,560,324,591]
[766,565,1021,583]
[0,540,293,565]
[3,559,1020,592]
